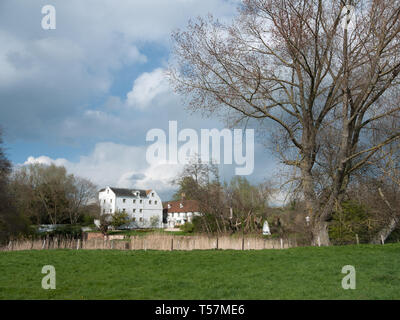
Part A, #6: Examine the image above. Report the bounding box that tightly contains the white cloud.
[0,0,237,141]
[22,142,183,199]
[126,68,170,109]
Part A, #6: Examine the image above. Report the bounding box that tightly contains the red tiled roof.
[163,200,200,213]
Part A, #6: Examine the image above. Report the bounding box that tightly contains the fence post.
[171,238,174,251]
[381,234,385,245]
[317,236,321,247]
[280,238,283,249]
[242,237,245,250]
[42,239,46,250]
[356,234,359,245]
[216,236,219,250]
[77,239,80,250]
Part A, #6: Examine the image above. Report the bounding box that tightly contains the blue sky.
[0,0,281,201]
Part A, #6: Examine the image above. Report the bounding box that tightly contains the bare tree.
[66,177,97,225]
[169,0,400,245]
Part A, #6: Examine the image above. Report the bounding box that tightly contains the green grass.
[1,244,400,299]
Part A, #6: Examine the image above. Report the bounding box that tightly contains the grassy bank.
[1,243,399,299]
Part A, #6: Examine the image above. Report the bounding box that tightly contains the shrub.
[149,216,160,228]
[180,222,195,233]
[329,201,372,245]
[111,211,131,228]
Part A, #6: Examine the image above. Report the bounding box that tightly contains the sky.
[0,0,283,202]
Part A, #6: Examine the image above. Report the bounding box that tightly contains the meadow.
[1,244,399,299]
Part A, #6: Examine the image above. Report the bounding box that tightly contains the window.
[149,200,152,205]
[140,200,143,204]
[155,200,158,205]
[103,199,105,204]
[140,209,143,213]
[107,189,109,194]
[139,217,143,222]
[151,192,154,197]
[123,199,126,203]
[103,209,105,214]
[122,208,126,213]
[110,199,112,203]
[132,217,136,221]
[133,209,136,213]
[133,199,136,204]
[180,203,183,208]
[110,209,112,213]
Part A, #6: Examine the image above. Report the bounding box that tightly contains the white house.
[164,200,201,228]
[99,187,163,228]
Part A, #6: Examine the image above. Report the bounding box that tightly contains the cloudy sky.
[0,0,281,201]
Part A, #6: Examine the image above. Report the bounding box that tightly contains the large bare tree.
[169,0,400,245]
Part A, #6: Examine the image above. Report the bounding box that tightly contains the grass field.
[1,244,400,300]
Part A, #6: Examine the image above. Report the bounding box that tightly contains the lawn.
[0,244,399,299]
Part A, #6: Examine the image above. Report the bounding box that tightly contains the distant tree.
[0,129,29,242]
[66,177,97,225]
[99,213,111,235]
[110,211,131,228]
[11,163,98,226]
[149,215,160,228]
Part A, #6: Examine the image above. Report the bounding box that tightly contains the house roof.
[163,200,200,213]
[100,187,150,198]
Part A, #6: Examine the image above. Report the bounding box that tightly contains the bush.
[111,211,131,228]
[329,201,372,245]
[150,216,160,228]
[180,222,195,233]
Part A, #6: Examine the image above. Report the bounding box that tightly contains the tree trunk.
[370,188,399,244]
[370,217,399,244]
[312,219,330,246]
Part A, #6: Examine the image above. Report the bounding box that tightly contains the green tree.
[111,211,131,228]
[0,130,29,242]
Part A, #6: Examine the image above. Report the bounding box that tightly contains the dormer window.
[180,203,183,208]
[167,204,171,209]
[151,192,154,197]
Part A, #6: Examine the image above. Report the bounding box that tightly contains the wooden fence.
[0,234,301,252]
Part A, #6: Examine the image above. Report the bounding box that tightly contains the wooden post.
[216,236,219,250]
[381,234,385,245]
[42,239,46,250]
[242,237,245,250]
[171,238,174,251]
[280,238,283,249]
[77,239,80,250]
[355,234,359,245]
[317,236,321,247]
